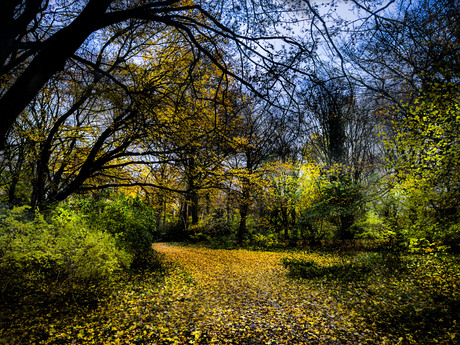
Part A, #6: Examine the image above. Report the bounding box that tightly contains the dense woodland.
[0,0,459,343]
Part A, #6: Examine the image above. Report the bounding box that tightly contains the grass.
[0,244,459,344]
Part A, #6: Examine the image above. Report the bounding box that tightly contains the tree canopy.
[0,0,459,247]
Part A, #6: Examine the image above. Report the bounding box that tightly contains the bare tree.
[299,77,381,239]
[0,0,320,148]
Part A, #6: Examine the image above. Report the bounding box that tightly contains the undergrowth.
[282,252,404,280]
[0,252,169,344]
[283,251,460,343]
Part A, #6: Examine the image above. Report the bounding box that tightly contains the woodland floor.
[148,244,424,344]
[150,243,378,344]
[1,243,459,344]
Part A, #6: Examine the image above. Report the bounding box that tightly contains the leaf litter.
[1,243,458,344]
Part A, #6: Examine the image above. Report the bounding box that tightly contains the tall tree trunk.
[238,201,248,244]
[338,213,355,240]
[8,173,19,204]
[190,189,199,225]
[7,147,24,205]
[282,205,290,240]
[237,182,250,244]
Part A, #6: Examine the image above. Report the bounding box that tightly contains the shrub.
[182,214,236,248]
[251,233,280,248]
[282,253,403,281]
[282,258,324,278]
[68,193,158,269]
[354,211,394,240]
[0,206,131,301]
[304,172,364,241]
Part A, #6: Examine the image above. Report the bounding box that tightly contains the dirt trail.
[151,243,374,344]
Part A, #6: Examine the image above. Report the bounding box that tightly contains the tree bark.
[237,202,248,244]
[237,182,250,244]
[0,0,112,148]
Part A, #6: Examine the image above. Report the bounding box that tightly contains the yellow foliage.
[2,244,458,344]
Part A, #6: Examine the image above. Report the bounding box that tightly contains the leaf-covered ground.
[1,243,459,344]
[149,243,374,344]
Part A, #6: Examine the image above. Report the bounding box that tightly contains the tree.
[258,159,300,243]
[0,0,319,149]
[384,83,460,244]
[344,0,460,244]
[151,57,241,232]
[0,126,32,205]
[1,23,170,207]
[343,0,459,104]
[299,78,378,240]
[223,98,301,243]
[1,18,252,210]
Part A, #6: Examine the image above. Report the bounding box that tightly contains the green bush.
[282,258,324,278]
[0,206,131,301]
[282,253,403,281]
[371,178,460,251]
[182,213,236,248]
[69,192,158,269]
[251,233,280,248]
[354,211,394,240]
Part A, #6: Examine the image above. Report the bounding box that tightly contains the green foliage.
[407,238,450,255]
[258,160,300,240]
[185,216,237,249]
[298,169,364,242]
[382,82,460,249]
[389,83,460,185]
[69,192,157,269]
[282,253,401,281]
[296,216,337,244]
[354,211,395,240]
[0,205,131,302]
[366,178,460,251]
[445,223,460,252]
[251,232,282,248]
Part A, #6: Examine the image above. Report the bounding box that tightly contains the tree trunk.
[0,0,112,148]
[338,213,355,240]
[238,202,248,244]
[190,189,199,225]
[7,148,24,205]
[182,201,189,228]
[237,182,250,244]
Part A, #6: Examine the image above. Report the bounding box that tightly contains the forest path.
[151,243,375,344]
